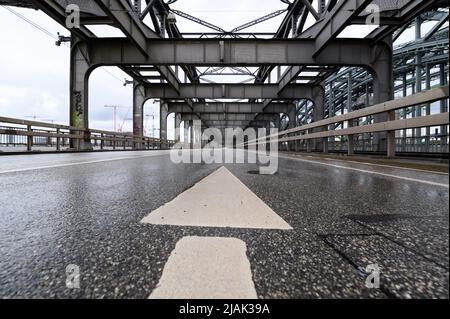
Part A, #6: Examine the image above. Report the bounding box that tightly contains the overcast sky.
[0,0,433,138]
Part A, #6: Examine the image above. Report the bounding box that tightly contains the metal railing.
[247,86,450,157]
[0,116,175,153]
[283,136,449,154]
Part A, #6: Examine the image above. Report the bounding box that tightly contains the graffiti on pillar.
[72,90,84,128]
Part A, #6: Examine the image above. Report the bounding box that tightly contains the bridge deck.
[0,151,448,298]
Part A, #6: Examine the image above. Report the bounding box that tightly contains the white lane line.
[141,166,293,230]
[149,236,258,299]
[295,154,449,176]
[0,151,170,175]
[279,154,449,188]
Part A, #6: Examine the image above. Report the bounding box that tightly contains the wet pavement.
[0,151,448,298]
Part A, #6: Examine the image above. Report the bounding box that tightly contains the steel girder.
[4,0,446,133]
[29,0,96,39]
[278,0,379,93]
[273,0,443,119]
[180,113,277,122]
[200,120,274,128]
[92,0,158,55]
[1,0,35,8]
[87,38,382,67]
[167,102,290,114]
[324,17,449,118]
[143,83,316,100]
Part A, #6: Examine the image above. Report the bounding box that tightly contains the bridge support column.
[200,127,206,148]
[306,136,312,153]
[347,72,355,156]
[192,120,201,150]
[133,81,145,149]
[70,37,93,151]
[312,85,326,153]
[440,63,448,150]
[287,104,296,152]
[189,120,194,149]
[348,119,355,156]
[322,137,328,154]
[387,110,396,158]
[371,37,394,156]
[175,113,182,143]
[160,101,168,149]
[183,121,190,148]
[271,115,283,151]
[266,123,272,153]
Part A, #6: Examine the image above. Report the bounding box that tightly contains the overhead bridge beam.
[144,83,316,100]
[93,0,157,56]
[168,102,291,114]
[89,38,378,67]
[31,0,96,39]
[201,120,271,127]
[181,113,278,121]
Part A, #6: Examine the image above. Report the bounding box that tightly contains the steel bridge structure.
[1,0,450,300]
[0,0,448,157]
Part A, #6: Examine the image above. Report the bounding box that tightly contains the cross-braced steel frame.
[1,0,448,154]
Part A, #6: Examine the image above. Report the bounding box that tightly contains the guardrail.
[284,136,449,154]
[246,86,450,157]
[0,116,175,153]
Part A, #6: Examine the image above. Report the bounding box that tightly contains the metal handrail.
[246,86,450,145]
[0,116,175,152]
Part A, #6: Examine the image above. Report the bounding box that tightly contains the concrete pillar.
[69,37,93,150]
[133,81,145,149]
[371,37,394,155]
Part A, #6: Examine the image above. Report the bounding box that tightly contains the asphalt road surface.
[0,150,448,298]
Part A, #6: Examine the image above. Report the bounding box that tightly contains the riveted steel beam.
[88,38,377,67]
[167,102,290,114]
[144,83,316,99]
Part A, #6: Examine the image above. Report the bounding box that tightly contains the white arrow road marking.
[141,166,292,230]
[149,236,258,299]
